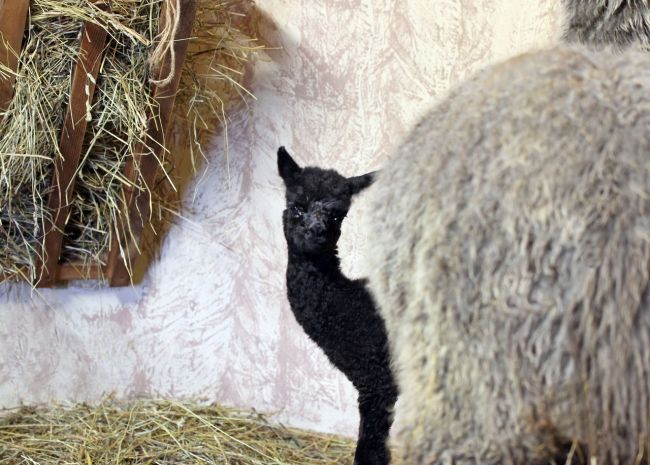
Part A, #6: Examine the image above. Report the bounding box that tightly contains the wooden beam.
[58,262,103,281]
[36,6,110,287]
[0,0,29,111]
[2,262,102,282]
[107,0,198,287]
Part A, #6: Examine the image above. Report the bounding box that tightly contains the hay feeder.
[0,0,201,287]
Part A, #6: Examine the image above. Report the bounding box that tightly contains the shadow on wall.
[127,2,285,285]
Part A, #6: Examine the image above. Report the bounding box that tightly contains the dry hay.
[0,399,363,465]
[0,0,258,283]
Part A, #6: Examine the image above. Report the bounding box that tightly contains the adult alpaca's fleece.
[365,44,650,465]
[563,0,650,48]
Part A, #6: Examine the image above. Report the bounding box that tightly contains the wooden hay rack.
[0,0,199,287]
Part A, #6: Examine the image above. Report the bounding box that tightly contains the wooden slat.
[36,7,110,287]
[3,262,102,282]
[0,0,29,110]
[58,262,103,281]
[107,0,199,287]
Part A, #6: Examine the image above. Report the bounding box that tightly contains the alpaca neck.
[288,247,342,276]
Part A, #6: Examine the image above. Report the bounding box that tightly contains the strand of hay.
[0,0,258,283]
[0,399,360,464]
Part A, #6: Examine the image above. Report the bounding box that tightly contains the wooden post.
[36,5,110,287]
[107,0,198,286]
[0,0,29,111]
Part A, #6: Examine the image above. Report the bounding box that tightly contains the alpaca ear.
[348,171,377,195]
[277,146,302,183]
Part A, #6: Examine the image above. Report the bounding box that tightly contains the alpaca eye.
[290,206,303,218]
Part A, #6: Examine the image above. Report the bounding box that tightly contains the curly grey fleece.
[364,44,650,464]
[563,0,650,47]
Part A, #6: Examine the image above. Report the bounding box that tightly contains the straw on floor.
[0,399,366,464]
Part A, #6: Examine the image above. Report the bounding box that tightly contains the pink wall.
[0,0,563,436]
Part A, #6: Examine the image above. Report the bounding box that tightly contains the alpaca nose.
[306,215,326,236]
[311,222,325,235]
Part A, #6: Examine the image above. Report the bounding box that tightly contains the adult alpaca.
[365,45,650,464]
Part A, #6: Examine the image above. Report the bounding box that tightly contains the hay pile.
[0,399,365,464]
[0,0,257,283]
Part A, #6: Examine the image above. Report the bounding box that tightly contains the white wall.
[0,0,563,435]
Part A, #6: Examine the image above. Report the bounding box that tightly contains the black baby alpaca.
[277,146,397,465]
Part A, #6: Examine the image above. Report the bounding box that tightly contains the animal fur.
[364,45,650,464]
[277,147,397,465]
[563,0,650,47]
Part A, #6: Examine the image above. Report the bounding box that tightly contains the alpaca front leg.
[353,388,397,465]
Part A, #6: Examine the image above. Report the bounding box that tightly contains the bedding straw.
[0,399,380,465]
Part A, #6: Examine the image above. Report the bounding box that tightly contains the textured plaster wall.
[0,1,563,435]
